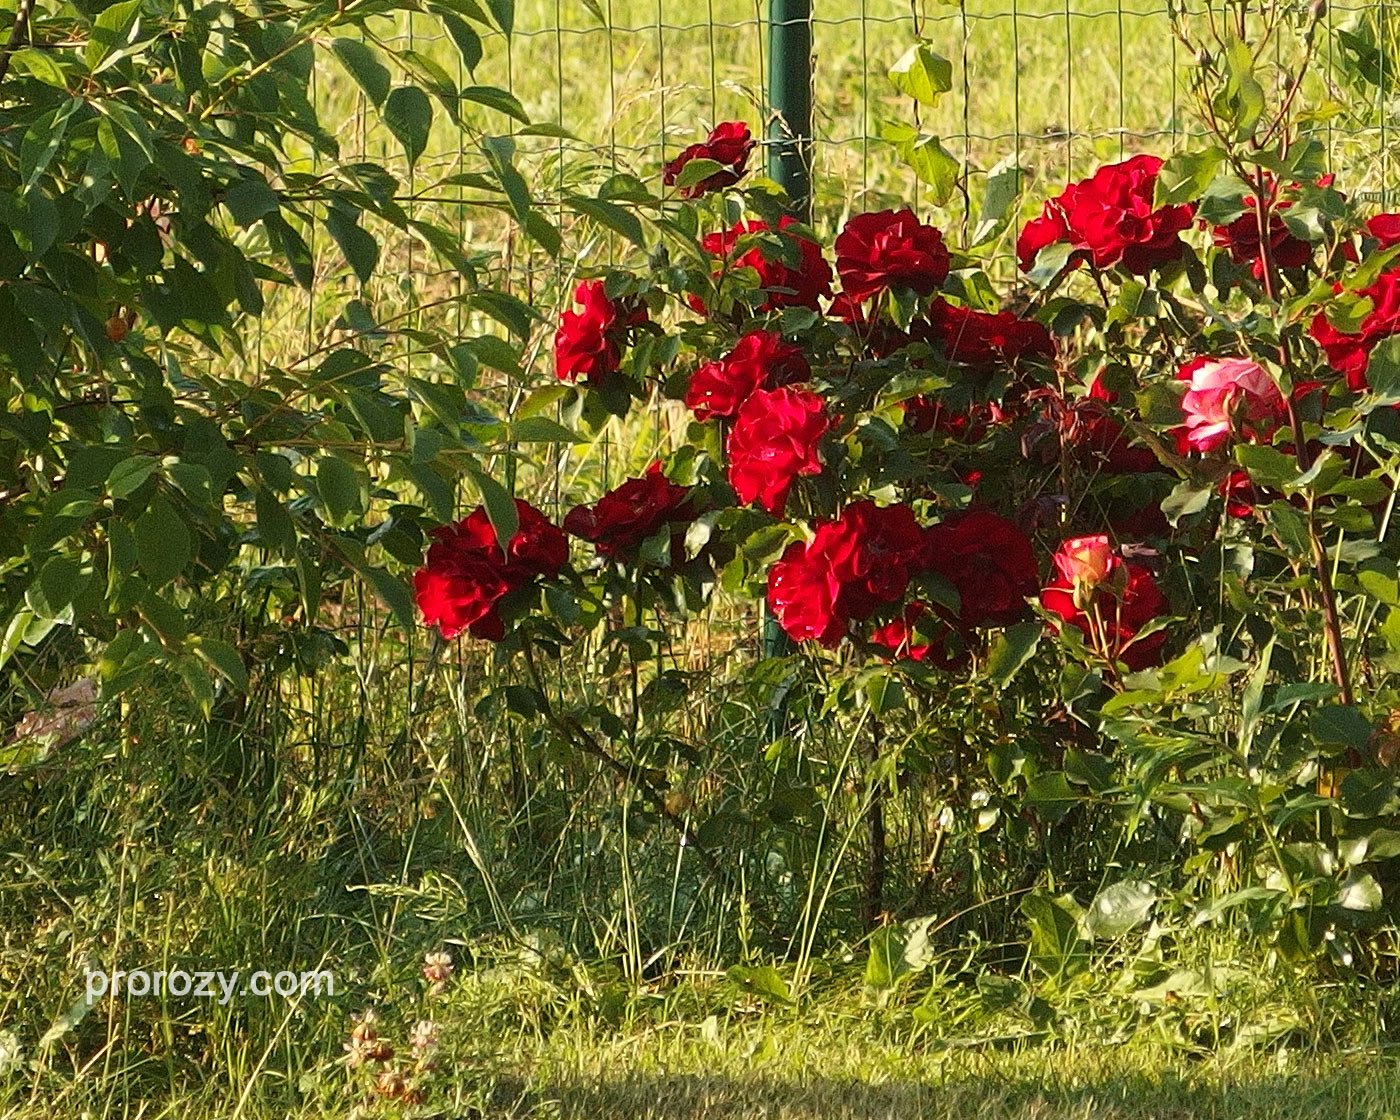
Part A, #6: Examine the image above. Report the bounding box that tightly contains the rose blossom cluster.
[408,125,1398,679]
[413,499,567,641]
[766,503,1042,664]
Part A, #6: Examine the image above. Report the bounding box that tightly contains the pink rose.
[1053,534,1117,591]
[1175,357,1286,453]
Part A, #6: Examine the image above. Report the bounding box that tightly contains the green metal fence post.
[767,0,814,224]
[762,0,812,672]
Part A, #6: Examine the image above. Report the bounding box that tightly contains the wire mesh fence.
[284,0,1398,560]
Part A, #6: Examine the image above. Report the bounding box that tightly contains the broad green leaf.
[865,916,937,992]
[324,204,379,284]
[85,0,143,71]
[439,13,483,73]
[896,133,959,205]
[317,456,364,524]
[331,38,391,107]
[383,86,434,167]
[1154,148,1224,208]
[725,965,792,1006]
[888,43,953,106]
[0,609,34,671]
[1083,880,1156,940]
[134,495,191,587]
[21,99,82,191]
[1020,892,1088,981]
[673,157,725,191]
[485,0,515,35]
[461,85,529,123]
[567,194,645,247]
[1311,704,1373,750]
[193,637,248,692]
[984,621,1042,687]
[224,175,280,227]
[464,463,518,545]
[970,154,1023,246]
[26,558,89,622]
[105,455,160,499]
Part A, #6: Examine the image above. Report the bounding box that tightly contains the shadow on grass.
[480,1065,1399,1120]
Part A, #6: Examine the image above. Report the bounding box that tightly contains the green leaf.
[317,456,364,524]
[567,194,645,248]
[331,38,391,107]
[105,455,160,499]
[21,98,82,191]
[725,965,792,1006]
[509,416,582,443]
[1161,479,1212,526]
[970,155,1023,246]
[193,637,248,692]
[461,85,529,123]
[1215,35,1265,141]
[383,86,434,167]
[1234,443,1296,488]
[485,0,515,35]
[224,175,280,227]
[894,133,959,205]
[1154,148,1224,208]
[1083,880,1156,940]
[464,463,518,546]
[0,608,34,671]
[1025,771,1079,819]
[439,13,483,73]
[1020,892,1088,981]
[674,157,725,191]
[888,43,953,106]
[325,204,379,284]
[26,558,88,623]
[85,0,143,72]
[1311,704,1373,750]
[134,495,191,588]
[255,488,295,554]
[984,621,1042,687]
[482,135,532,221]
[865,916,937,992]
[1362,336,1400,408]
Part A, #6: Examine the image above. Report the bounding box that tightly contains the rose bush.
[407,32,1400,961]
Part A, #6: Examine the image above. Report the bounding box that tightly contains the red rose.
[766,500,926,646]
[869,601,969,670]
[1220,469,1260,518]
[1309,269,1400,391]
[1017,155,1193,275]
[1367,214,1400,248]
[1041,538,1169,670]
[726,386,829,514]
[663,121,755,198]
[903,396,995,442]
[554,279,649,386]
[685,330,811,420]
[699,217,833,313]
[830,292,912,357]
[1068,374,1160,474]
[915,299,1055,372]
[1212,210,1312,279]
[414,499,567,641]
[563,462,697,564]
[834,208,949,303]
[923,510,1038,629]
